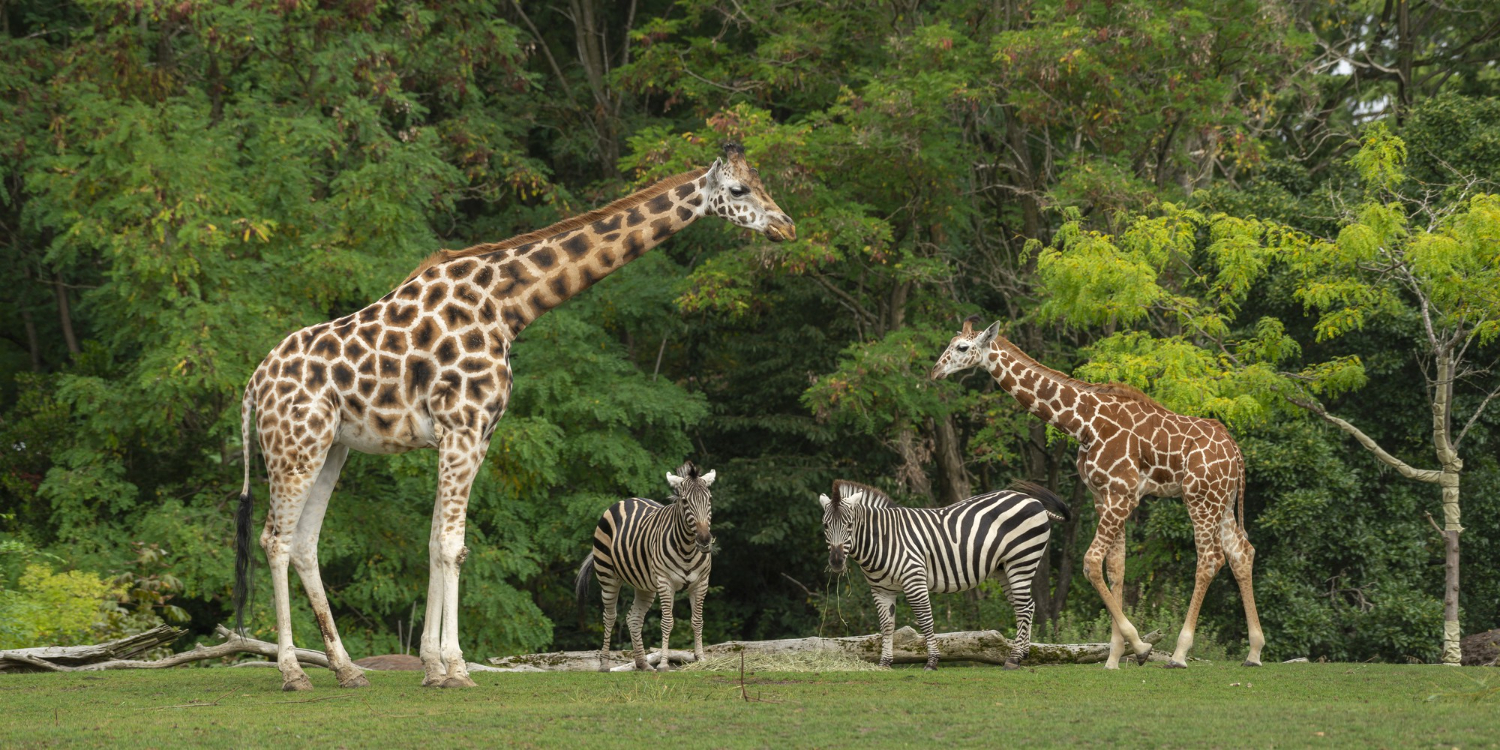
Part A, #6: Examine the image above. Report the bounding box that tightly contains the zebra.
[575,461,716,671]
[818,479,1070,670]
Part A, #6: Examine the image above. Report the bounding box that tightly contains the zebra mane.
[832,480,893,508]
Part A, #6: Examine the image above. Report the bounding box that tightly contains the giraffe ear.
[705,158,723,185]
[666,472,685,490]
[700,470,716,487]
[976,321,1001,347]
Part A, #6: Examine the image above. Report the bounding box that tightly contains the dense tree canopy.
[2,0,1497,663]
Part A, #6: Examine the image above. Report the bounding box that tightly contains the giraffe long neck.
[418,169,712,338]
[986,338,1097,445]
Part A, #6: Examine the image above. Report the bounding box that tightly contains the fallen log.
[0,625,185,673]
[3,625,515,674]
[490,628,1165,671]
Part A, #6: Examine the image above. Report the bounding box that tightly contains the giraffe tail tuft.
[574,554,596,613]
[1010,480,1071,523]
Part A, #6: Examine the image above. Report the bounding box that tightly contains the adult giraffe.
[234,144,795,691]
[930,316,1263,669]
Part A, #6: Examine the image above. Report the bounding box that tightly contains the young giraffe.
[930,316,1264,669]
[234,144,795,692]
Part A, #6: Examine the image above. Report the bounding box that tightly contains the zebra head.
[930,315,1001,380]
[820,480,881,573]
[666,461,717,552]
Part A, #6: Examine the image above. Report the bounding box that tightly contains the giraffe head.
[930,315,1001,380]
[666,460,717,552]
[702,143,797,242]
[818,480,883,573]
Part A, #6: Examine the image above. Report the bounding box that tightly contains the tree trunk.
[931,414,970,506]
[53,275,79,355]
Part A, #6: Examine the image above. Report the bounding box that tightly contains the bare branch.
[1284,396,1444,483]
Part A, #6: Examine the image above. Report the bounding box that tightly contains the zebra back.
[1008,480,1071,522]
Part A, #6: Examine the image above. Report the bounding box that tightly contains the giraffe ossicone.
[233,145,793,691]
[931,316,1265,669]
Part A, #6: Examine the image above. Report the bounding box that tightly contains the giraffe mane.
[402,166,711,283]
[998,339,1168,410]
[832,480,893,508]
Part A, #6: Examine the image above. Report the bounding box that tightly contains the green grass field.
[2,662,1496,748]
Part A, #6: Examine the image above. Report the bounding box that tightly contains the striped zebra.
[818,479,1070,670]
[575,461,716,671]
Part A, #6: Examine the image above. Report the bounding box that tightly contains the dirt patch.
[1460,629,1499,667]
[354,654,424,671]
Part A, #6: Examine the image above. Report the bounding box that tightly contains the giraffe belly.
[335,412,437,454]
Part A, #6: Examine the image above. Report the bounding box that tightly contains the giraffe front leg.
[1085,501,1152,668]
[873,589,897,668]
[626,588,653,671]
[655,579,676,672]
[423,427,488,689]
[902,581,940,670]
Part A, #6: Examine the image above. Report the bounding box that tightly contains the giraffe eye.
[729,185,749,197]
[957,344,970,352]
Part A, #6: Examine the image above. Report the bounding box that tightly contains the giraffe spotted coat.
[235,145,794,691]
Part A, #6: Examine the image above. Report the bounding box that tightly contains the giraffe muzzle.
[764,221,796,243]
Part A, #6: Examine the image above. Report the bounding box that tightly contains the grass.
[2,662,1496,748]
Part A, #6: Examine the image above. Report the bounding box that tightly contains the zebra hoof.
[1242,660,1262,667]
[655,662,673,673]
[338,673,371,689]
[438,675,477,688]
[281,675,313,692]
[924,660,938,671]
[1003,659,1021,671]
[878,658,892,669]
[634,661,651,672]
[1164,660,1188,669]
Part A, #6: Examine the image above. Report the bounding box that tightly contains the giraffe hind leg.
[260,435,337,691]
[1222,522,1265,666]
[288,444,367,688]
[1167,490,1228,668]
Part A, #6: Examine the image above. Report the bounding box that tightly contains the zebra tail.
[1010,480,1071,523]
[233,382,256,636]
[574,554,596,613]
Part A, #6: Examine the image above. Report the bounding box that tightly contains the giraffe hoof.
[421,674,447,687]
[1134,646,1155,666]
[338,673,371,689]
[1242,660,1262,668]
[438,675,477,689]
[1164,660,1188,669]
[281,675,314,692]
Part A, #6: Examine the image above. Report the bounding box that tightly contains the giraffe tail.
[1236,444,1248,536]
[574,554,597,613]
[233,382,257,636]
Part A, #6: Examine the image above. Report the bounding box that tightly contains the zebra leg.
[689,573,709,662]
[873,589,897,668]
[902,581,940,670]
[1003,561,1038,669]
[626,588,653,672]
[598,576,620,672]
[656,579,675,672]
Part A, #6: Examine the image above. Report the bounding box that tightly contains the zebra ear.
[666,472,685,490]
[700,470,716,487]
[818,494,832,511]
